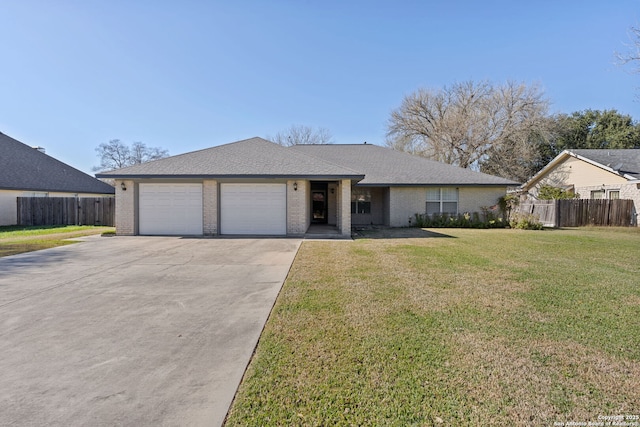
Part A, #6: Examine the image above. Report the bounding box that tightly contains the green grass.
[0,225,114,257]
[225,227,640,426]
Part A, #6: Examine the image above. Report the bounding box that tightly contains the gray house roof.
[570,149,640,180]
[291,143,519,186]
[97,137,364,179]
[97,137,517,186]
[0,132,115,194]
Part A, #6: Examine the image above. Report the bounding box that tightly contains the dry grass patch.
[452,333,640,424]
[226,227,640,426]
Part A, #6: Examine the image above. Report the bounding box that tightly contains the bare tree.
[386,81,550,177]
[616,25,640,73]
[130,141,169,165]
[93,139,131,171]
[268,125,334,146]
[93,139,169,171]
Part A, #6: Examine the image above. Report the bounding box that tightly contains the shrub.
[537,185,577,200]
[498,194,519,219]
[412,212,506,229]
[509,213,544,230]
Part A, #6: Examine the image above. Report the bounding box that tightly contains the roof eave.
[570,152,635,180]
[95,173,366,180]
[0,185,114,194]
[521,150,573,190]
[357,182,519,187]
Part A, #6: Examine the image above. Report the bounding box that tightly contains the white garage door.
[139,183,203,235]
[221,183,286,235]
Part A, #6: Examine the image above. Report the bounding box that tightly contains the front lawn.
[225,227,640,426]
[0,225,114,257]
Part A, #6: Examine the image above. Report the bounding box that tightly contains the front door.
[312,190,327,223]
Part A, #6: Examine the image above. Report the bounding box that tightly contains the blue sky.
[1,1,639,174]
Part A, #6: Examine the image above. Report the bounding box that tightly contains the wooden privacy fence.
[516,200,557,227]
[17,197,115,227]
[515,199,636,227]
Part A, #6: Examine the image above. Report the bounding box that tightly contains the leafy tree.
[386,80,550,181]
[537,185,577,200]
[267,125,333,146]
[546,109,640,159]
[93,139,169,171]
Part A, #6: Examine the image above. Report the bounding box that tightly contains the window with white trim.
[590,190,605,199]
[608,190,620,200]
[426,188,458,215]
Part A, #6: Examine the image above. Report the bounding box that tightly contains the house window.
[22,192,48,197]
[351,188,371,214]
[590,190,605,199]
[426,188,458,215]
[608,190,620,200]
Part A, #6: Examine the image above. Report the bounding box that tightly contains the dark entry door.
[312,191,327,223]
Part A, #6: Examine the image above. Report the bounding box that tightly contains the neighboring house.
[520,149,640,224]
[0,132,116,226]
[96,137,518,236]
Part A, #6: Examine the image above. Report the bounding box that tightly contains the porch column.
[338,179,351,236]
[287,180,308,235]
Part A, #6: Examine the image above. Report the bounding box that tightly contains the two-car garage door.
[138,183,287,235]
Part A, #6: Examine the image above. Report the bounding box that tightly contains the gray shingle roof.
[570,149,640,180]
[97,137,364,179]
[291,144,519,186]
[0,132,115,194]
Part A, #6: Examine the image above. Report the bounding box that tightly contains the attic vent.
[33,146,46,154]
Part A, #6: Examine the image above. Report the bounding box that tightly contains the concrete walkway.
[0,236,301,426]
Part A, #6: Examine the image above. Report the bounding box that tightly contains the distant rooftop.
[0,132,115,194]
[570,149,640,180]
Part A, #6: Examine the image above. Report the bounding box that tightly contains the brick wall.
[203,180,218,235]
[389,186,508,227]
[339,179,351,235]
[287,180,308,235]
[389,187,425,227]
[115,180,136,235]
[458,187,505,213]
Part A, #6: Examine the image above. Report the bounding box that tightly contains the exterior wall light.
[121,182,127,191]
[293,182,298,191]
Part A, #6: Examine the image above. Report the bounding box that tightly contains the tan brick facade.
[113,179,510,235]
[287,180,309,235]
[389,186,508,227]
[338,179,351,235]
[203,180,218,235]
[458,187,505,213]
[389,187,425,227]
[115,180,136,235]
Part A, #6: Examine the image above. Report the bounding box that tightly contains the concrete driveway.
[0,236,301,426]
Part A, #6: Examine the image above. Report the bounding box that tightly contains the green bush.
[412,211,506,229]
[509,213,544,230]
[498,194,519,218]
[537,185,577,200]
